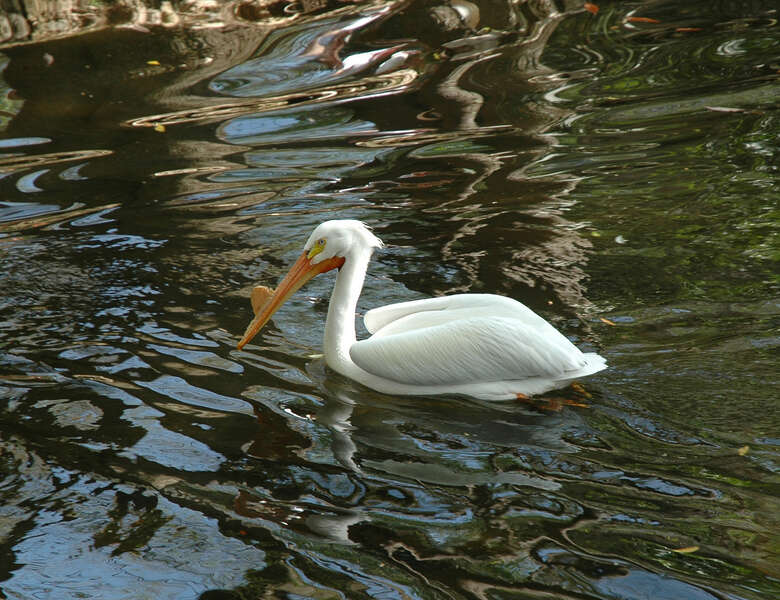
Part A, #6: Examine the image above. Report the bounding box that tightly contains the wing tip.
[579,352,608,375]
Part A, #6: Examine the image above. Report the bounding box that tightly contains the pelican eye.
[317,238,326,246]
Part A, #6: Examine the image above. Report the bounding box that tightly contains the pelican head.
[237,220,382,350]
[303,219,383,265]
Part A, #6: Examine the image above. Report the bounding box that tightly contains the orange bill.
[237,251,345,350]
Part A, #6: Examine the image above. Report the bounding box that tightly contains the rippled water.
[1,1,778,599]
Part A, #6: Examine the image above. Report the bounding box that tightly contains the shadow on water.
[0,0,778,599]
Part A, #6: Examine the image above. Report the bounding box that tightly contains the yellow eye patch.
[307,238,326,259]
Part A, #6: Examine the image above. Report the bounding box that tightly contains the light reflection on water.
[0,1,778,599]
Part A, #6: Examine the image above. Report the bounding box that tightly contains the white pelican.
[237,220,607,401]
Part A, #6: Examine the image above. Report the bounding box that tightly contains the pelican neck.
[323,245,372,374]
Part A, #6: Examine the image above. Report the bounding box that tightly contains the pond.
[0,1,778,599]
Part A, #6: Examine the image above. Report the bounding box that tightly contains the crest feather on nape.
[355,220,383,249]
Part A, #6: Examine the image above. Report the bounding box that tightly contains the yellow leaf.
[737,445,749,456]
[147,60,161,66]
[154,124,166,133]
[600,317,616,326]
[672,546,699,554]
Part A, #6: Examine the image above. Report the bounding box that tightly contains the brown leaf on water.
[672,546,699,554]
[584,3,599,15]
[627,16,660,23]
[600,317,616,326]
[676,27,703,32]
[737,445,750,456]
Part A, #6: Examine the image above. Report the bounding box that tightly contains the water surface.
[0,1,778,599]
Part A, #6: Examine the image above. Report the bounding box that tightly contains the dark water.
[1,1,778,598]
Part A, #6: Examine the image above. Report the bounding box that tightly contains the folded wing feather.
[350,316,587,387]
[364,294,552,336]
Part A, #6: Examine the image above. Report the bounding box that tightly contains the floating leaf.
[584,3,599,14]
[737,445,749,456]
[147,60,161,66]
[673,546,699,553]
[627,16,660,23]
[676,27,703,32]
[705,106,747,113]
[600,317,616,326]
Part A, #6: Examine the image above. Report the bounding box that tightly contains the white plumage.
[237,220,607,401]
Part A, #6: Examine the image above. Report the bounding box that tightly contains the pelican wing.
[351,315,588,387]
[364,294,551,337]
